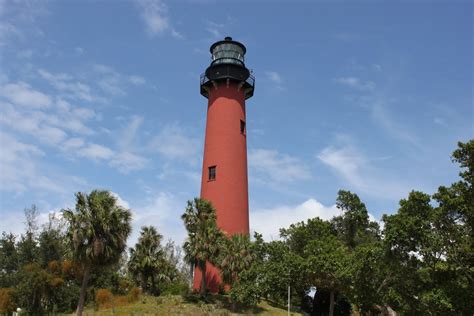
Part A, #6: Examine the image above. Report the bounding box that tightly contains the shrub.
[61,259,74,276]
[48,260,60,273]
[0,288,15,313]
[162,282,189,296]
[128,287,140,302]
[95,288,114,308]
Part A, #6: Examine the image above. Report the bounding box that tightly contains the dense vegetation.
[0,140,472,315]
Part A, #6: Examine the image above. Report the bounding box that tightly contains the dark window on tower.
[240,120,246,135]
[208,166,216,181]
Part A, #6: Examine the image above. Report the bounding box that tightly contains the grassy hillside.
[77,294,302,316]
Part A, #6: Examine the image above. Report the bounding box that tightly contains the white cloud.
[265,71,285,91]
[370,103,421,149]
[129,75,146,85]
[265,71,282,84]
[250,199,341,241]
[334,76,375,91]
[110,151,148,174]
[318,145,367,190]
[74,46,84,55]
[78,143,114,160]
[62,137,85,150]
[0,131,66,194]
[149,124,200,164]
[38,69,98,102]
[0,22,21,45]
[110,192,130,209]
[317,140,409,199]
[135,0,181,38]
[130,191,187,246]
[248,148,311,183]
[119,115,144,150]
[0,82,52,108]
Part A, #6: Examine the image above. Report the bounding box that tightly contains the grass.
[77,294,303,316]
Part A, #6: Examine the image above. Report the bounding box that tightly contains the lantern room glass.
[211,43,245,66]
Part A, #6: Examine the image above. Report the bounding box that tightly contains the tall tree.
[17,205,40,267]
[128,226,166,294]
[305,234,351,316]
[219,234,254,287]
[332,190,378,249]
[181,198,223,295]
[38,214,65,268]
[0,232,18,287]
[62,190,132,316]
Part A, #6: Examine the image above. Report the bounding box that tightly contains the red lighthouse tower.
[194,37,255,292]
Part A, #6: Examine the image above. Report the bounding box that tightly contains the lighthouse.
[195,37,255,292]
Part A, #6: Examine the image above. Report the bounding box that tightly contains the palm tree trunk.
[151,274,156,295]
[200,262,206,296]
[142,274,147,293]
[76,265,91,316]
[329,290,335,316]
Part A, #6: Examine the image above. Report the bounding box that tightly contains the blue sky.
[0,0,472,244]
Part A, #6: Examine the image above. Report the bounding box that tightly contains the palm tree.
[62,190,132,316]
[128,226,166,294]
[181,198,223,295]
[219,234,254,286]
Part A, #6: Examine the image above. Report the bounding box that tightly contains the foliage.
[218,234,254,285]
[95,288,114,308]
[128,226,168,295]
[0,288,15,314]
[0,233,18,287]
[182,198,224,295]
[128,287,141,302]
[38,214,65,268]
[62,190,132,316]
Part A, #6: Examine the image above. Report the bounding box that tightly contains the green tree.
[181,198,223,295]
[226,232,266,308]
[62,190,132,316]
[0,232,18,287]
[332,190,379,249]
[17,205,40,267]
[431,140,474,313]
[128,226,166,294]
[305,234,351,316]
[219,234,254,286]
[218,234,254,309]
[38,214,65,268]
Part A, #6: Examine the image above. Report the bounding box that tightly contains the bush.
[95,288,114,308]
[128,287,140,302]
[48,260,60,273]
[0,288,15,314]
[161,282,189,296]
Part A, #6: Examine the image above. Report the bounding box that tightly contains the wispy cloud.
[78,143,114,160]
[38,69,100,102]
[317,137,409,199]
[77,142,149,174]
[334,76,375,91]
[135,0,182,39]
[249,148,311,183]
[149,124,200,164]
[265,71,282,84]
[0,82,52,108]
[205,20,225,39]
[369,102,421,149]
[0,131,74,194]
[129,75,146,86]
[265,71,285,91]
